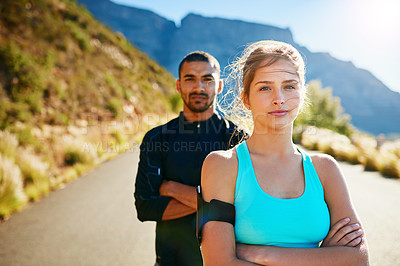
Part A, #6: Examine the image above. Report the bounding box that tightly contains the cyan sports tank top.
[234,141,330,248]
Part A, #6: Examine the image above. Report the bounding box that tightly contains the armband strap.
[196,186,235,243]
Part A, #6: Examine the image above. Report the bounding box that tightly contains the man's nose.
[194,79,205,91]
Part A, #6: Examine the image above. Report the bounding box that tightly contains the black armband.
[196,186,235,243]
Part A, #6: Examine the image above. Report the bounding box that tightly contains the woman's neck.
[247,125,296,157]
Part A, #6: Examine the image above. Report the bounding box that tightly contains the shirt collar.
[178,111,221,130]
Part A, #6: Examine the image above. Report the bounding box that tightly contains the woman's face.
[244,58,302,132]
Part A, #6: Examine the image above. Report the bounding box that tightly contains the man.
[134,51,242,266]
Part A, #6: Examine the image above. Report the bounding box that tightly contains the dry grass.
[0,154,27,219]
[15,148,50,201]
[300,126,400,178]
[0,131,18,159]
[0,109,179,220]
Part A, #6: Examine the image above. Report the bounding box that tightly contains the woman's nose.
[273,99,285,105]
[273,92,285,106]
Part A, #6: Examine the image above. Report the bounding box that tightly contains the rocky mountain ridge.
[78,0,400,135]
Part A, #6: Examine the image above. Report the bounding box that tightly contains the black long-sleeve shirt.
[134,112,242,266]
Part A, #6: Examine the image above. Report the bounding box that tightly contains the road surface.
[0,146,399,265]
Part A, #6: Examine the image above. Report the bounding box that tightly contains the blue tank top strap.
[235,141,251,199]
[296,146,324,197]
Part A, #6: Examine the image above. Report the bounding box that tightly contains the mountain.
[78,0,400,135]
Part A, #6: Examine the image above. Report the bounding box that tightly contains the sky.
[111,0,400,93]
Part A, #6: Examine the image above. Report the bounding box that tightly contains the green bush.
[106,97,123,118]
[168,93,182,113]
[15,127,35,146]
[66,21,92,52]
[0,41,46,98]
[63,138,97,166]
[104,74,124,98]
[111,129,126,145]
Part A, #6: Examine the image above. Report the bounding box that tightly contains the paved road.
[0,146,399,266]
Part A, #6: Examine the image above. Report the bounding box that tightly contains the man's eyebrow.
[183,73,215,79]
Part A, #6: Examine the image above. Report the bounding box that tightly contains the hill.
[0,0,178,218]
[78,0,400,136]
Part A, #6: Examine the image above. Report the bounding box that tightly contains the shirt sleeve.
[134,130,171,222]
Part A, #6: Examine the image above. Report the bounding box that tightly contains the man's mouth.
[190,93,208,101]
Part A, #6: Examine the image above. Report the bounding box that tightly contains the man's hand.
[321,217,363,247]
[159,180,197,209]
[159,180,198,221]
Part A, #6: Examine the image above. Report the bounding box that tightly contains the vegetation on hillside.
[0,0,181,219]
[293,81,400,179]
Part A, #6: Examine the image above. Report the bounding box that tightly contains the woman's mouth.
[268,110,288,116]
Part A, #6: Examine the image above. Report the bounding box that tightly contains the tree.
[295,80,353,136]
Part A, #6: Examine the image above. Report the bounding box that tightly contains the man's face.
[177,61,222,113]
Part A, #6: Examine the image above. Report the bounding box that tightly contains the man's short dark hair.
[178,51,221,80]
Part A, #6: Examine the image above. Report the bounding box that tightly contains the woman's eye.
[260,86,270,91]
[285,85,296,90]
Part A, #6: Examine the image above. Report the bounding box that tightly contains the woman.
[200,40,369,265]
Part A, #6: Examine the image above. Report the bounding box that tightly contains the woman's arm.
[236,218,364,264]
[320,217,363,247]
[236,154,369,266]
[201,150,260,265]
[316,154,369,263]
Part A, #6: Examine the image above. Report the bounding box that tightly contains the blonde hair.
[218,40,306,134]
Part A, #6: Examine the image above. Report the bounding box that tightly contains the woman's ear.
[242,92,250,110]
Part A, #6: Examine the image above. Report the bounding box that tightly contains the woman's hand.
[321,217,363,247]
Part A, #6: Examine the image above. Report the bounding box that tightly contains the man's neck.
[182,108,215,122]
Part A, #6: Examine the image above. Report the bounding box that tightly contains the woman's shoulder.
[309,152,339,169]
[309,152,342,186]
[201,147,238,202]
[206,147,238,164]
[203,148,238,180]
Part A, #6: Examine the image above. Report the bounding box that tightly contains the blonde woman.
[200,40,369,265]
